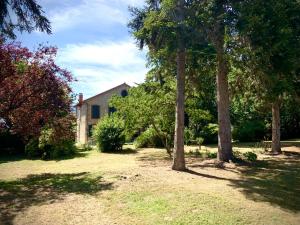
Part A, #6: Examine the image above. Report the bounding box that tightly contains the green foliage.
[280,96,300,139]
[125,0,300,153]
[234,151,257,162]
[134,127,164,148]
[0,0,51,39]
[206,151,217,159]
[110,80,175,152]
[184,128,194,145]
[236,0,300,98]
[93,115,125,152]
[24,139,40,158]
[25,115,76,159]
[78,144,93,152]
[25,128,76,160]
[233,120,266,142]
[196,137,204,146]
[200,123,218,144]
[48,140,76,159]
[243,151,258,162]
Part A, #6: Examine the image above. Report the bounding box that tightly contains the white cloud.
[57,40,148,98]
[57,41,145,68]
[48,0,145,32]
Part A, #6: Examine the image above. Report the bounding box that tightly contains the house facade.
[76,83,130,144]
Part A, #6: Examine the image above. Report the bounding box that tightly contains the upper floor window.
[121,89,128,97]
[91,105,100,119]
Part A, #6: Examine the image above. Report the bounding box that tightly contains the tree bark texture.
[172,48,186,171]
[172,0,186,171]
[216,48,233,161]
[214,1,233,162]
[271,100,281,154]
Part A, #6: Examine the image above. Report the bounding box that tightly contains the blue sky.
[17,0,147,99]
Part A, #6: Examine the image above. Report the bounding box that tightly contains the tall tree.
[129,0,190,170]
[0,42,73,140]
[212,0,233,161]
[0,0,51,39]
[236,0,300,153]
[193,0,236,161]
[172,0,186,170]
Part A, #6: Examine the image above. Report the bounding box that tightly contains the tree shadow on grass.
[0,172,114,225]
[232,140,300,149]
[228,155,300,212]
[183,154,300,212]
[0,154,25,164]
[0,152,88,164]
[100,148,138,155]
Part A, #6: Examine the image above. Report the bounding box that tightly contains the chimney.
[78,93,83,106]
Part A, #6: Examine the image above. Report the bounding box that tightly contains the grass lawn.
[0,141,299,225]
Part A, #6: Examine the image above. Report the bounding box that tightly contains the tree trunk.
[214,1,233,162]
[271,100,281,154]
[216,48,233,162]
[172,48,186,171]
[172,0,186,171]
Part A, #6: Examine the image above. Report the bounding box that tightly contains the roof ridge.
[81,82,130,103]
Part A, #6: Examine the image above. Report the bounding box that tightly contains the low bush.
[200,123,218,144]
[243,151,257,162]
[93,115,125,152]
[184,128,194,145]
[78,144,93,152]
[233,151,257,162]
[24,138,40,158]
[134,127,164,148]
[206,151,217,158]
[25,115,76,159]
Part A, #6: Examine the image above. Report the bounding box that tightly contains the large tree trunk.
[172,0,186,171]
[216,48,233,162]
[172,48,186,171]
[271,100,281,154]
[214,1,233,162]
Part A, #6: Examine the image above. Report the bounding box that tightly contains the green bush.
[25,128,76,159]
[25,138,40,158]
[233,120,266,142]
[93,115,125,152]
[184,128,194,145]
[49,140,76,158]
[78,144,93,152]
[200,123,218,144]
[134,127,164,148]
[25,115,76,159]
[243,151,257,162]
[233,151,257,162]
[206,151,217,158]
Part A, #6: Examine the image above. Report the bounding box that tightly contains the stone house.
[76,83,130,144]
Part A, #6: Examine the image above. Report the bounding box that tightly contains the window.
[121,89,128,97]
[108,106,116,115]
[91,105,100,119]
[88,125,93,137]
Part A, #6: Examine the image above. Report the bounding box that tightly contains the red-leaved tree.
[0,41,74,140]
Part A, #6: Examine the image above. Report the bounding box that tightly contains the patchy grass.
[0,141,300,225]
[109,189,254,225]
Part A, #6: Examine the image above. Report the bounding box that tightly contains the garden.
[1,0,300,224]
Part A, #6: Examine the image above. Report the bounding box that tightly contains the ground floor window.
[88,124,93,137]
